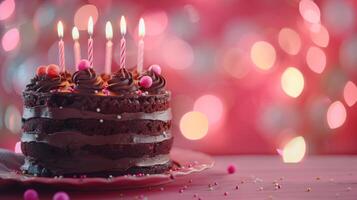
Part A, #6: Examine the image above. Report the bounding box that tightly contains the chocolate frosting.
[72,68,104,94]
[107,68,137,94]
[25,75,68,93]
[140,71,166,94]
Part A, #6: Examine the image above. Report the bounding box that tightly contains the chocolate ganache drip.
[72,68,104,94]
[25,75,68,93]
[140,70,166,94]
[107,68,137,94]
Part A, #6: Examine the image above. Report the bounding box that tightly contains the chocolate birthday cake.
[21,61,173,177]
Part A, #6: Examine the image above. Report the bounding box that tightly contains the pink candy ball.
[227,164,236,174]
[139,76,153,88]
[149,64,161,75]
[23,189,39,200]
[77,59,91,71]
[53,192,70,200]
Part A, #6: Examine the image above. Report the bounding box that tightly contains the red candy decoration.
[227,164,236,174]
[53,191,70,200]
[78,59,91,71]
[139,76,153,88]
[23,189,39,200]
[46,64,60,78]
[149,64,162,75]
[36,65,47,76]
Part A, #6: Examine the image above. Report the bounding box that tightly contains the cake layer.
[22,136,173,158]
[23,91,170,114]
[22,118,171,135]
[24,159,172,177]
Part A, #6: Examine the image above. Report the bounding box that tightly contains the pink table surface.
[1,155,357,200]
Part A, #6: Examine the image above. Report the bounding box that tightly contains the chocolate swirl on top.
[140,71,166,94]
[72,68,104,94]
[25,75,68,93]
[107,68,137,94]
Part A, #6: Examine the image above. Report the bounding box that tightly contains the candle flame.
[88,16,94,35]
[281,136,306,163]
[106,21,113,40]
[57,21,64,38]
[120,16,127,35]
[72,26,79,40]
[138,18,145,38]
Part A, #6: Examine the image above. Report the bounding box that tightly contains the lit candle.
[72,26,81,69]
[57,21,65,72]
[137,18,145,74]
[105,21,113,75]
[120,16,127,69]
[88,16,94,68]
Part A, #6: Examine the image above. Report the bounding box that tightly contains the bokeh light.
[299,0,320,24]
[222,48,250,79]
[162,36,194,70]
[33,3,56,29]
[180,111,209,140]
[278,28,301,55]
[4,105,21,133]
[309,24,329,47]
[327,101,347,129]
[1,28,20,52]
[323,0,355,34]
[306,46,326,74]
[281,67,305,98]
[0,0,15,20]
[343,81,357,107]
[14,141,22,154]
[194,94,224,124]
[143,11,168,36]
[339,36,357,71]
[74,4,99,31]
[282,136,306,163]
[250,41,276,70]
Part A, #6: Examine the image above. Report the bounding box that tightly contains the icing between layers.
[22,106,172,121]
[140,71,166,93]
[22,154,170,174]
[107,68,137,94]
[22,131,172,148]
[25,75,68,93]
[72,68,104,93]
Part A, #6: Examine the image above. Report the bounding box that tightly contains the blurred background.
[0,0,356,157]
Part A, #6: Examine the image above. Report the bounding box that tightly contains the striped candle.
[57,21,65,72]
[88,17,94,68]
[120,16,127,69]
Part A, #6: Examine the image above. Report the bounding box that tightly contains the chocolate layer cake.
[21,62,173,177]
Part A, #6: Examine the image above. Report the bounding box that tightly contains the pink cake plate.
[0,148,214,190]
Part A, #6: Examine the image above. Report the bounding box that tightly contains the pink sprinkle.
[235,185,239,190]
[227,164,236,174]
[179,189,183,193]
[77,59,91,71]
[139,76,153,88]
[193,194,198,198]
[149,64,162,75]
[23,189,39,200]
[53,191,70,200]
[224,192,228,196]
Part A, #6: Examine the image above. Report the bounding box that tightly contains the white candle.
[88,16,94,68]
[105,21,113,75]
[137,18,145,74]
[57,21,65,72]
[120,16,127,69]
[72,26,81,69]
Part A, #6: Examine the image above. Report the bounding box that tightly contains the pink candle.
[104,21,113,75]
[88,16,94,68]
[72,27,81,69]
[120,16,127,69]
[57,21,65,72]
[137,18,145,74]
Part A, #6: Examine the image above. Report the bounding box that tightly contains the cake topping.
[107,68,137,94]
[140,69,166,93]
[139,75,153,88]
[149,64,162,75]
[72,63,104,94]
[78,59,91,71]
[26,65,69,92]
